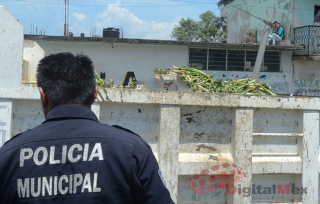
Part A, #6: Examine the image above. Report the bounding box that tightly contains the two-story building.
[17,0,320,96]
[221,0,320,96]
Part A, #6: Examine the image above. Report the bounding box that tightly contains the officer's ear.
[91,87,98,105]
[39,87,50,117]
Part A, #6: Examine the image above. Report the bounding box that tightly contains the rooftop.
[24,35,304,51]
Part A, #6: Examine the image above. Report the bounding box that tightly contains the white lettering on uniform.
[81,173,92,192]
[34,147,48,165]
[17,178,30,198]
[89,143,104,161]
[19,143,104,166]
[93,173,101,192]
[61,145,67,163]
[83,143,89,161]
[17,173,101,198]
[49,146,60,164]
[73,174,83,193]
[20,148,33,167]
[59,175,68,195]
[68,144,82,163]
[54,176,58,195]
[31,178,41,197]
[42,176,52,196]
[69,174,73,194]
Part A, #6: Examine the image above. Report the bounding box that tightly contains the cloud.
[73,12,87,21]
[67,1,181,39]
[95,1,179,40]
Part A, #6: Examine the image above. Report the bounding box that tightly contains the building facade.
[221,0,320,96]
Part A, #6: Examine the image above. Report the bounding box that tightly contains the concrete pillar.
[298,110,319,203]
[0,100,13,147]
[228,108,253,204]
[158,104,180,203]
[0,6,24,89]
[91,102,100,120]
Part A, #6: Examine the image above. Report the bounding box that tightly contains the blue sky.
[0,0,220,40]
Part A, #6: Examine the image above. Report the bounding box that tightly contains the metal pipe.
[252,14,273,80]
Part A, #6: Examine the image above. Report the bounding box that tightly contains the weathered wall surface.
[35,40,293,94]
[35,41,189,91]
[295,0,320,27]
[293,58,320,96]
[0,6,23,89]
[0,6,24,147]
[2,89,320,203]
[223,0,319,44]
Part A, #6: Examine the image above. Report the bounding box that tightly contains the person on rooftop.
[267,21,284,45]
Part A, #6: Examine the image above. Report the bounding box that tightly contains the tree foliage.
[217,0,235,8]
[172,11,226,43]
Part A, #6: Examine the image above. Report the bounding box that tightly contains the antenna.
[64,0,69,36]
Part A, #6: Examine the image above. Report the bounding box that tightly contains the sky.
[0,0,220,40]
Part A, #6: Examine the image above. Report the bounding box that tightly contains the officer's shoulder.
[0,132,24,155]
[111,125,140,137]
[2,131,25,146]
[110,125,151,147]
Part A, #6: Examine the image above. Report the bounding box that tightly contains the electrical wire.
[46,0,59,35]
[15,0,210,7]
[80,5,94,25]
[45,0,58,34]
[41,0,51,33]
[172,0,316,11]
[93,0,103,31]
[15,0,317,11]
[228,3,273,26]
[171,0,215,5]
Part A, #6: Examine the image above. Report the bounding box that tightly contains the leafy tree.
[217,0,235,8]
[172,11,226,43]
[171,18,199,42]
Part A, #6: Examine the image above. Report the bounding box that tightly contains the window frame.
[188,48,281,72]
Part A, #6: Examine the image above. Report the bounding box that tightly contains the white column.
[91,102,100,120]
[298,110,319,203]
[158,104,180,203]
[0,100,13,147]
[0,6,24,89]
[228,108,253,204]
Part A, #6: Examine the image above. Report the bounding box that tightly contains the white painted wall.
[293,58,320,96]
[22,41,45,82]
[35,40,296,94]
[0,6,24,147]
[36,41,189,90]
[3,90,320,203]
[0,6,23,89]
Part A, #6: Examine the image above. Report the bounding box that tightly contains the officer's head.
[37,52,97,117]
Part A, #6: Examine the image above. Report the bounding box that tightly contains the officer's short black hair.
[37,52,96,108]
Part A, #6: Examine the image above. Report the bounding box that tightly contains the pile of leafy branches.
[95,70,137,89]
[156,67,276,95]
[95,70,112,88]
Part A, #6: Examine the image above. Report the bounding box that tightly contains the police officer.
[0,52,174,203]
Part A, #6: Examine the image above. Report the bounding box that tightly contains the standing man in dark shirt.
[0,52,174,204]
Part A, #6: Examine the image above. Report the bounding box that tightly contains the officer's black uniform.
[0,105,174,204]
